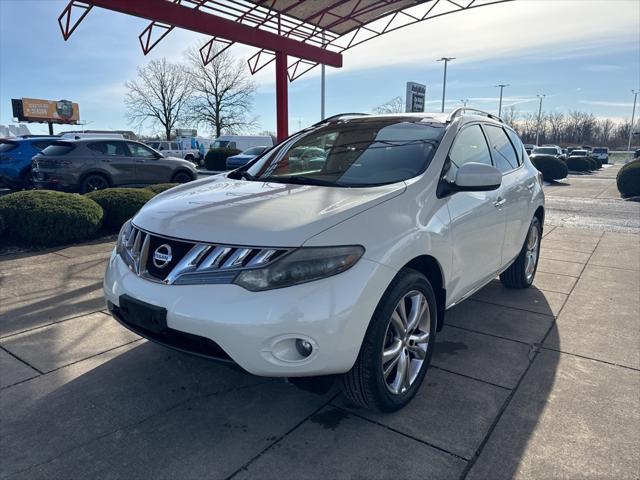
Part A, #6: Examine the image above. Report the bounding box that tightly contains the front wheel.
[171,171,193,183]
[80,174,109,193]
[500,217,541,289]
[341,268,437,412]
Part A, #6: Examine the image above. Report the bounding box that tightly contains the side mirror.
[453,162,502,192]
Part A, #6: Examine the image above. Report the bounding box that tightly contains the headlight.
[233,246,364,291]
[116,219,133,264]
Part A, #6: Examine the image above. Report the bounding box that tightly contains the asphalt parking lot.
[1,165,639,479]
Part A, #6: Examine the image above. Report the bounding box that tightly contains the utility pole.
[535,94,545,146]
[460,98,468,108]
[628,90,638,153]
[437,57,455,113]
[495,83,509,118]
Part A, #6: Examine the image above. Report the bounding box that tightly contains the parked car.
[580,145,593,152]
[635,149,640,159]
[145,140,200,164]
[212,135,274,152]
[591,147,609,164]
[32,139,197,193]
[569,149,589,157]
[61,132,124,140]
[225,146,270,170]
[530,146,566,160]
[104,110,544,412]
[0,136,59,189]
[523,144,536,155]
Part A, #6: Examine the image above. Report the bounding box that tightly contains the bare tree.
[502,105,518,127]
[186,47,257,137]
[547,112,565,144]
[124,58,192,140]
[372,96,404,114]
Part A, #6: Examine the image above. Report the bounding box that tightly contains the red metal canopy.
[58,0,511,142]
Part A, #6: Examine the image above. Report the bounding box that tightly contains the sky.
[1,0,639,137]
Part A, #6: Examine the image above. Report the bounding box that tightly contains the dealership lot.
[1,166,639,479]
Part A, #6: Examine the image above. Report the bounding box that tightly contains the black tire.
[500,217,541,289]
[80,174,110,194]
[20,169,34,190]
[340,268,437,412]
[171,170,193,184]
[184,154,194,163]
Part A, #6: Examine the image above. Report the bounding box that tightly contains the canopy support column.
[275,50,288,143]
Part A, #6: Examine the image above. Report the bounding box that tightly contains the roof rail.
[313,112,369,126]
[447,108,503,123]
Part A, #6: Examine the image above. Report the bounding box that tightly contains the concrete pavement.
[1,174,639,479]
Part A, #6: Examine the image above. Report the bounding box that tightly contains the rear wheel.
[80,174,109,193]
[500,217,541,289]
[341,268,437,412]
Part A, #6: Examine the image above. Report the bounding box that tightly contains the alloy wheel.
[381,290,431,395]
[524,224,540,282]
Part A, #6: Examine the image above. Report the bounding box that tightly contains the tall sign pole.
[496,83,509,118]
[437,57,455,113]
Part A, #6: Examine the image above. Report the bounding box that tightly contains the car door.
[126,141,172,184]
[443,123,506,302]
[484,125,535,265]
[87,141,136,185]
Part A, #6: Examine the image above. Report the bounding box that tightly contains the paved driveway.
[1,170,639,479]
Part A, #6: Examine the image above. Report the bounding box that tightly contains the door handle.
[101,159,111,163]
[526,182,535,190]
[494,197,506,208]
[135,159,145,163]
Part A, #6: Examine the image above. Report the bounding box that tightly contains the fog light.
[295,339,313,357]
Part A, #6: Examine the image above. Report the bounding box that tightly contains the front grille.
[120,225,289,285]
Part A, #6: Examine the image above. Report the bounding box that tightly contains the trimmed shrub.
[0,213,5,239]
[0,190,103,246]
[566,156,593,172]
[204,148,242,171]
[85,188,155,230]
[531,155,568,181]
[146,183,179,195]
[592,156,603,169]
[617,159,640,197]
[585,156,598,170]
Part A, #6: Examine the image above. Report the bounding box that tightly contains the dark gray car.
[32,139,197,193]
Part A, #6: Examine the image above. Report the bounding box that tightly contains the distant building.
[0,124,32,138]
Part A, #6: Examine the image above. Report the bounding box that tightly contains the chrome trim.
[120,225,292,285]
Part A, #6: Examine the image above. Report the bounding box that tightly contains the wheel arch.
[534,205,545,234]
[402,255,446,332]
[172,168,196,182]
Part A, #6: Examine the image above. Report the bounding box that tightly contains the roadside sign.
[405,82,426,113]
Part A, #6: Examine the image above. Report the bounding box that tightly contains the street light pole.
[535,94,545,146]
[495,83,509,118]
[628,90,638,153]
[437,57,455,113]
[460,98,468,108]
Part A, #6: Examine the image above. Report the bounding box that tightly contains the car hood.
[134,176,406,246]
[228,154,253,161]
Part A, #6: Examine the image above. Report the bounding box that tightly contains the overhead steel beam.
[83,0,343,67]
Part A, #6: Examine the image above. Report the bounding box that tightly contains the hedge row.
[0,183,181,247]
[617,159,640,197]
[531,155,568,181]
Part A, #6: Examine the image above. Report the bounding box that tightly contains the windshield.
[242,146,267,156]
[571,150,587,156]
[213,140,230,148]
[245,118,445,187]
[532,147,557,155]
[592,148,607,153]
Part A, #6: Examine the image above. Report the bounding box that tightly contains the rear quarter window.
[41,142,75,156]
[0,141,18,153]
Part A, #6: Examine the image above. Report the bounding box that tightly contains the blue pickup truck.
[0,137,58,189]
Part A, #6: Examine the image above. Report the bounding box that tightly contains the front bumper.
[104,249,396,377]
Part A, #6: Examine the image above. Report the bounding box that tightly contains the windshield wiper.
[261,176,337,187]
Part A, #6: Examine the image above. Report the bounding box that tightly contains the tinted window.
[88,141,126,156]
[127,142,157,158]
[247,119,445,187]
[532,147,558,155]
[484,124,519,173]
[243,146,266,155]
[449,124,492,168]
[31,141,55,151]
[171,142,180,150]
[593,148,607,153]
[213,140,229,148]
[147,142,160,149]
[42,142,75,156]
[0,141,18,153]
[505,129,524,165]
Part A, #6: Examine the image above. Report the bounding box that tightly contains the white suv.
[104,110,544,412]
